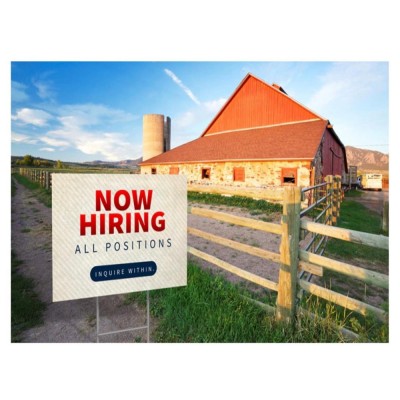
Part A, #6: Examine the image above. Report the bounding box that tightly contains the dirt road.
[11,178,151,343]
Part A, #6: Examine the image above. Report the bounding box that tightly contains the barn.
[140,73,348,196]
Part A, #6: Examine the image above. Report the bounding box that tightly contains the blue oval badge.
[90,261,157,282]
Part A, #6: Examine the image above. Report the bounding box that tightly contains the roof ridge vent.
[272,83,288,95]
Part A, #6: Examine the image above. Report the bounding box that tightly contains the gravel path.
[11,178,152,343]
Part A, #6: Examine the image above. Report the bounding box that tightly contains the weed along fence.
[188,175,389,334]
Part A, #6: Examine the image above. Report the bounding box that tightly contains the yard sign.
[52,174,187,301]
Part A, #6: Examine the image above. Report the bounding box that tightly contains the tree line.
[13,154,64,169]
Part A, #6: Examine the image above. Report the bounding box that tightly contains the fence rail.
[188,246,279,292]
[188,206,282,234]
[187,207,281,292]
[301,219,389,249]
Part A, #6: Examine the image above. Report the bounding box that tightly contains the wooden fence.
[188,175,389,332]
[13,167,138,189]
[14,167,52,190]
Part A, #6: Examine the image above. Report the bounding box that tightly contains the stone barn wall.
[141,160,312,188]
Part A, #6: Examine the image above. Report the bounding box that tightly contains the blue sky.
[11,61,388,162]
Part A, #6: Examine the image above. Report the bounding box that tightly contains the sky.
[11,61,389,162]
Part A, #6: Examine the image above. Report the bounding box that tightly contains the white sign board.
[52,174,187,301]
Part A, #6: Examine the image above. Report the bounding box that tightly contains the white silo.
[142,114,171,161]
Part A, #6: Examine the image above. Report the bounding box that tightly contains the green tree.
[22,154,34,166]
[55,160,64,169]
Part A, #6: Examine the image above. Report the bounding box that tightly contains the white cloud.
[32,77,56,101]
[203,98,226,113]
[11,131,38,144]
[164,69,201,105]
[57,103,136,126]
[39,135,70,147]
[42,115,139,160]
[174,99,226,130]
[11,81,29,102]
[75,132,138,160]
[308,62,387,110]
[174,111,196,130]
[12,101,139,161]
[11,101,140,160]
[12,108,53,127]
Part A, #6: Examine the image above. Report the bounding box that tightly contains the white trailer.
[360,173,382,190]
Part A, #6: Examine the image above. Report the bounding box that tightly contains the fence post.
[45,171,50,190]
[332,176,340,225]
[276,186,301,323]
[335,175,342,223]
[325,175,333,226]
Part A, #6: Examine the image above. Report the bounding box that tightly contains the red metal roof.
[202,74,325,136]
[141,119,328,165]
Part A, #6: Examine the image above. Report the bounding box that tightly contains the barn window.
[169,167,179,175]
[233,167,245,182]
[151,168,157,175]
[202,168,211,179]
[281,168,297,185]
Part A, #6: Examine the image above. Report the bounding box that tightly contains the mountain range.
[83,158,142,168]
[345,146,388,172]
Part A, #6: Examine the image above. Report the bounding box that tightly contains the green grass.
[12,173,52,207]
[11,251,46,342]
[325,198,388,264]
[126,261,351,343]
[311,196,389,342]
[344,189,364,198]
[299,295,388,342]
[188,191,282,213]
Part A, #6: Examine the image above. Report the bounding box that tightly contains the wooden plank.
[240,295,276,315]
[298,260,323,277]
[332,176,339,225]
[189,206,282,235]
[325,175,333,226]
[298,279,387,322]
[188,227,281,263]
[276,186,301,322]
[299,250,388,289]
[335,175,342,221]
[300,219,389,250]
[188,246,279,292]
